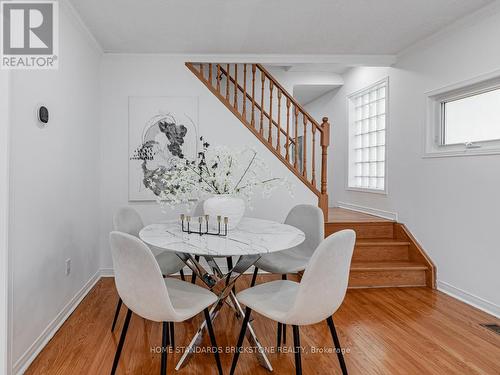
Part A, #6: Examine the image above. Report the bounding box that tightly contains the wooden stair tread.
[351,261,429,271]
[327,207,394,223]
[355,239,410,246]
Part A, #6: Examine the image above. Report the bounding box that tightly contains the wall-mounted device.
[37,105,49,126]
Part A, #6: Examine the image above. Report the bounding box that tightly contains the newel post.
[319,117,330,221]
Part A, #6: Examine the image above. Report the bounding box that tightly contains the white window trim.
[424,69,500,158]
[345,77,389,195]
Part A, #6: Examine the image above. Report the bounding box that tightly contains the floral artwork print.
[128,96,198,201]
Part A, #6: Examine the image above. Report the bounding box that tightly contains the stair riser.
[353,245,410,262]
[348,269,426,288]
[326,222,394,239]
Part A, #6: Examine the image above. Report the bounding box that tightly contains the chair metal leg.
[204,308,223,375]
[277,322,282,349]
[327,316,348,375]
[165,320,170,347]
[111,298,122,332]
[161,322,168,375]
[282,275,287,344]
[110,308,132,375]
[292,325,302,375]
[226,256,236,294]
[169,322,175,348]
[179,268,185,281]
[230,306,252,375]
[250,267,258,287]
[191,255,200,284]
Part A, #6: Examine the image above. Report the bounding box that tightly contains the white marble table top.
[139,217,305,257]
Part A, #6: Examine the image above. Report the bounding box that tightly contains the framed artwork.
[128,96,199,201]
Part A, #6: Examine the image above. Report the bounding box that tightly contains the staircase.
[327,208,436,288]
[187,62,436,289]
[186,62,330,219]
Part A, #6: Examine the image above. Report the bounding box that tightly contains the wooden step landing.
[326,208,395,239]
[326,207,436,289]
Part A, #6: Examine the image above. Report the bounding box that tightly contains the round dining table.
[139,216,305,372]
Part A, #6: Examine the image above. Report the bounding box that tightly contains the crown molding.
[102,53,396,66]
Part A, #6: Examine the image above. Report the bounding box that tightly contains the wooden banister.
[218,65,294,146]
[185,62,330,219]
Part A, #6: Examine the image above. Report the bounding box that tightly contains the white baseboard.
[99,268,115,277]
[335,201,398,221]
[437,280,500,319]
[13,270,101,375]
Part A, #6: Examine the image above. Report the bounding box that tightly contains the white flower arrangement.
[137,137,292,210]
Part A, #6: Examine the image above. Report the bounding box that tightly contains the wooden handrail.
[185,62,330,219]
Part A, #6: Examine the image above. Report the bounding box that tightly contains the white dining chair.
[230,229,355,375]
[109,231,222,375]
[250,204,324,345]
[111,207,186,344]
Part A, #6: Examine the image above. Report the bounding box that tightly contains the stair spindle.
[302,115,307,178]
[208,63,213,84]
[319,117,330,217]
[226,64,230,101]
[233,64,238,111]
[268,81,274,143]
[251,64,256,128]
[216,64,221,93]
[312,120,316,187]
[276,90,282,154]
[260,72,265,135]
[286,98,291,162]
[294,106,299,169]
[243,64,247,118]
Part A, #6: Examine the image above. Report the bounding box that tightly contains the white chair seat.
[253,204,324,277]
[237,280,299,324]
[155,251,186,276]
[255,248,310,274]
[165,278,218,321]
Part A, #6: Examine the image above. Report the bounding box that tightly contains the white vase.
[203,195,245,230]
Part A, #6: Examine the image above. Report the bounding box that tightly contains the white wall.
[311,10,500,315]
[98,55,317,269]
[8,5,102,372]
[1,68,11,375]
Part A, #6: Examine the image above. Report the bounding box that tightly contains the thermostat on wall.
[37,105,49,126]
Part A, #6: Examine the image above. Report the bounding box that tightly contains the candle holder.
[180,214,228,236]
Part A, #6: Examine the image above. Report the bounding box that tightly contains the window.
[347,78,388,193]
[443,88,500,145]
[425,72,500,157]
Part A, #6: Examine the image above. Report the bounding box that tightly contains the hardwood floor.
[26,276,500,375]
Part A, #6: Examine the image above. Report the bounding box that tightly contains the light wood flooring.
[26,275,500,374]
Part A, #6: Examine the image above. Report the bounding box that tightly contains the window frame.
[424,70,500,158]
[346,77,389,195]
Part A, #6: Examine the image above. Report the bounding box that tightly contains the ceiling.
[69,0,494,55]
[294,85,341,106]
